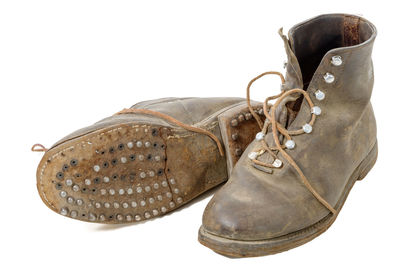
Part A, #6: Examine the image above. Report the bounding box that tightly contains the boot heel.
[357,141,378,181]
[218,103,264,174]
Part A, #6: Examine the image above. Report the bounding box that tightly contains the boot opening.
[289,14,375,89]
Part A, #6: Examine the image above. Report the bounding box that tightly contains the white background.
[1,1,398,266]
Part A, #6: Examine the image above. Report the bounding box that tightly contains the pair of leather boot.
[34,13,378,257]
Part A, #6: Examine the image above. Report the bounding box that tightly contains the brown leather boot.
[199,14,378,257]
[35,97,265,223]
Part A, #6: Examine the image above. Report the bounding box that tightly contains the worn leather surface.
[202,14,377,240]
[51,97,246,149]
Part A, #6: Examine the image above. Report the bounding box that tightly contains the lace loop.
[246,71,285,130]
[31,143,48,152]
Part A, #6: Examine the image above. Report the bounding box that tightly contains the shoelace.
[246,71,337,214]
[115,108,224,156]
[32,108,225,157]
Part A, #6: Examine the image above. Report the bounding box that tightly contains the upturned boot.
[199,14,378,257]
[35,97,265,223]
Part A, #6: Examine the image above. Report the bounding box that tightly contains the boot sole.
[198,140,378,257]
[37,104,264,224]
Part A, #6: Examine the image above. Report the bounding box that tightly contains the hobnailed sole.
[36,104,265,224]
[198,141,378,257]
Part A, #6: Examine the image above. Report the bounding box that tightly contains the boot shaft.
[283,14,377,106]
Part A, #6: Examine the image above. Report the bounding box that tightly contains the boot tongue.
[276,29,305,127]
[255,30,304,165]
[278,28,303,91]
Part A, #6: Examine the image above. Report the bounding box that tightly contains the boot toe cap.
[201,165,329,241]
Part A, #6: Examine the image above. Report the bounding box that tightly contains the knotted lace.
[246,71,337,214]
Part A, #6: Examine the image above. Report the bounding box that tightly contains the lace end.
[31,143,48,152]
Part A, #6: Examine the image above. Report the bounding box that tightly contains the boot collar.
[281,14,377,92]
